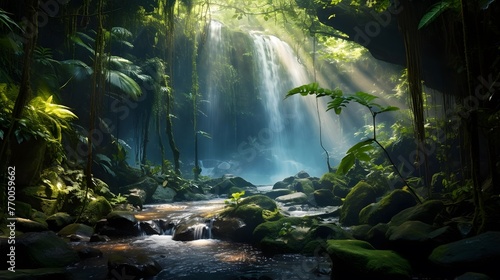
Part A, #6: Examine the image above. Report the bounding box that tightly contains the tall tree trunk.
[141,110,152,165]
[0,0,39,205]
[79,0,105,221]
[397,0,429,194]
[163,0,181,175]
[460,0,486,234]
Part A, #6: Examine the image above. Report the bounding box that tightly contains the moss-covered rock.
[359,189,417,226]
[340,181,378,226]
[58,223,95,241]
[46,212,75,231]
[291,178,315,196]
[326,239,412,280]
[313,189,342,207]
[390,199,444,226]
[253,216,316,255]
[81,196,113,225]
[239,194,277,211]
[309,223,352,240]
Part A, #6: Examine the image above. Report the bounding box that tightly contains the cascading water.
[199,21,342,184]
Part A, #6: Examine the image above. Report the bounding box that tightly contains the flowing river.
[67,197,334,280]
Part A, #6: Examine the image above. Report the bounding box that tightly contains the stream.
[67,193,334,280]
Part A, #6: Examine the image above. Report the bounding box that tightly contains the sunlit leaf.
[336,153,355,175]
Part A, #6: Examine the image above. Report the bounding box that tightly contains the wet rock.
[339,181,378,226]
[16,231,79,269]
[275,192,308,204]
[326,239,412,280]
[100,211,140,237]
[46,212,75,231]
[173,217,211,241]
[429,231,500,279]
[291,178,315,196]
[212,217,246,241]
[107,253,162,279]
[127,188,147,209]
[140,220,162,235]
[359,189,417,226]
[264,188,293,199]
[90,234,111,242]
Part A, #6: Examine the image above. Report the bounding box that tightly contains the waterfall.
[192,219,213,240]
[249,31,314,182]
[199,21,343,184]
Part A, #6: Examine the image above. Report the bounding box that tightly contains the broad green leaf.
[336,153,356,175]
[346,139,374,154]
[378,106,400,113]
[107,70,142,99]
[418,1,451,30]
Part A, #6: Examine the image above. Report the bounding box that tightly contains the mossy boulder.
[16,231,80,269]
[239,194,277,211]
[359,189,417,226]
[80,196,113,225]
[46,212,75,231]
[309,223,352,240]
[326,239,412,280]
[253,217,316,255]
[210,176,256,196]
[313,189,342,207]
[291,178,315,196]
[58,223,95,241]
[219,195,278,243]
[340,181,378,226]
[390,199,444,226]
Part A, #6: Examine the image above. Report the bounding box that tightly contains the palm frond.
[107,70,142,100]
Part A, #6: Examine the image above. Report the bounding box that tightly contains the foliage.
[418,0,461,30]
[288,83,421,202]
[287,83,398,175]
[109,193,128,207]
[0,84,77,163]
[225,190,245,207]
[279,222,296,237]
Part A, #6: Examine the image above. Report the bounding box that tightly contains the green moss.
[327,239,412,279]
[240,195,277,211]
[340,181,377,226]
